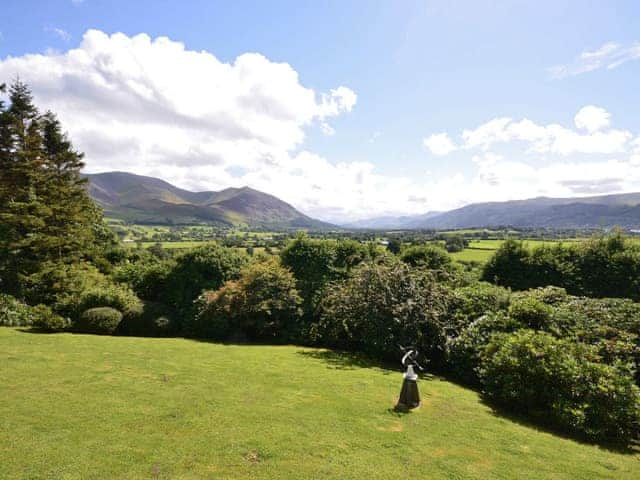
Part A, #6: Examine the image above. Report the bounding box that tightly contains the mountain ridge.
[84,171,334,230]
[343,192,640,230]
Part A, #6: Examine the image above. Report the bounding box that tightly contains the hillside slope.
[346,192,640,230]
[84,171,333,229]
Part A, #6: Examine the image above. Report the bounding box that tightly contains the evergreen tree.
[0,80,106,298]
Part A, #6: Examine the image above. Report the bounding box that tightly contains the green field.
[1,328,638,479]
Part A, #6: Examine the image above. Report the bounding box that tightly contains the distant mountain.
[84,171,334,229]
[343,211,442,229]
[345,192,640,230]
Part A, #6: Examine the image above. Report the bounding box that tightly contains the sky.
[0,0,639,223]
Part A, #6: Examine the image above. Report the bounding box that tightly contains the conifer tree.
[0,80,107,298]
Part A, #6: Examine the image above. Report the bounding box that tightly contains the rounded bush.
[400,244,452,270]
[117,301,177,337]
[30,304,71,331]
[0,294,34,327]
[78,307,123,335]
[446,312,521,384]
[508,296,553,330]
[479,330,640,444]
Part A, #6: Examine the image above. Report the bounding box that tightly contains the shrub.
[30,304,71,331]
[400,244,451,270]
[76,283,142,316]
[113,260,175,301]
[481,239,530,289]
[317,260,451,363]
[0,294,33,327]
[446,312,521,384]
[166,244,247,319]
[448,282,511,334]
[280,235,336,317]
[117,301,177,337]
[479,330,640,443]
[444,235,466,253]
[192,259,302,341]
[78,307,123,335]
[508,296,553,330]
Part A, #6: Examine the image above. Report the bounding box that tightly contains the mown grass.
[1,328,638,479]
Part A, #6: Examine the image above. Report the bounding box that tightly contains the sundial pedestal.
[395,365,420,411]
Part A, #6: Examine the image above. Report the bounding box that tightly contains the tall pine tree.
[0,80,107,298]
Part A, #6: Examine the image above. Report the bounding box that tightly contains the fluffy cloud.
[574,105,610,133]
[423,132,457,155]
[459,106,632,155]
[0,29,381,221]
[549,41,640,78]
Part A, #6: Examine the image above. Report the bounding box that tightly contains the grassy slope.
[1,328,638,479]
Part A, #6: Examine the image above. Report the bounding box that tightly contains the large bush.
[400,244,452,270]
[508,296,553,330]
[481,239,530,289]
[317,260,451,363]
[77,307,123,335]
[117,301,177,337]
[446,312,521,384]
[165,244,247,319]
[482,233,640,301]
[479,330,640,443]
[75,283,142,318]
[30,304,71,331]
[0,294,34,327]
[447,282,511,334]
[112,259,175,302]
[192,259,302,341]
[280,235,337,317]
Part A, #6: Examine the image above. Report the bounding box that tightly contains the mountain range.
[84,172,333,229]
[85,172,640,231]
[347,193,640,230]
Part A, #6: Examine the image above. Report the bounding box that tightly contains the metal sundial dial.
[395,345,425,411]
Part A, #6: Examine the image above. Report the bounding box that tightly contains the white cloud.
[47,27,71,42]
[549,41,640,78]
[423,132,457,155]
[574,105,610,133]
[2,29,639,223]
[459,107,631,155]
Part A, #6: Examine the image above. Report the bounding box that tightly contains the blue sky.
[1,0,639,222]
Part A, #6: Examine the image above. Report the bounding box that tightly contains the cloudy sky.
[1,1,639,223]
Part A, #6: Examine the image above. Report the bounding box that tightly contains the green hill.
[1,328,637,479]
[84,171,334,230]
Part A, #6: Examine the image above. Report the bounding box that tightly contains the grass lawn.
[1,328,638,479]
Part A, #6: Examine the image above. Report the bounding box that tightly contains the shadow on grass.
[295,348,399,374]
[478,395,639,455]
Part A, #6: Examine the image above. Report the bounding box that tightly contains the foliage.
[280,234,337,317]
[113,259,175,302]
[78,307,123,335]
[481,239,531,289]
[386,238,402,255]
[165,244,247,320]
[192,259,302,341]
[400,244,452,270]
[117,301,177,337]
[447,282,511,334]
[479,330,640,443]
[0,293,34,327]
[508,296,553,330]
[482,233,640,301]
[444,235,467,253]
[30,304,71,331]
[75,283,142,319]
[446,312,521,384]
[317,260,451,363]
[0,80,109,298]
